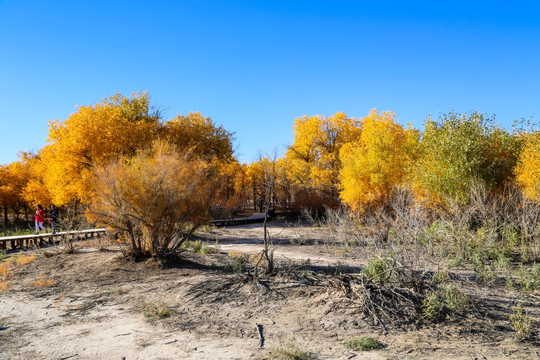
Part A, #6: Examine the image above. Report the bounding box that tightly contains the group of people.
[34,204,59,235]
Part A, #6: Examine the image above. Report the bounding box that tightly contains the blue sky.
[1,1,540,164]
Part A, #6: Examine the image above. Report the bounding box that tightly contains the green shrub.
[270,340,316,360]
[181,240,203,253]
[345,336,383,351]
[227,254,249,274]
[361,257,392,282]
[516,263,540,292]
[440,284,468,319]
[422,284,467,322]
[181,240,220,255]
[422,292,445,322]
[510,303,532,341]
[494,253,512,269]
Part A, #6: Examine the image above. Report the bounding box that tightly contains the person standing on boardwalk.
[50,204,59,234]
[35,204,47,235]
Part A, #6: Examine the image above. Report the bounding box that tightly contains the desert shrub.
[345,336,383,351]
[270,340,316,360]
[227,253,249,274]
[361,257,392,282]
[181,240,203,253]
[103,288,124,295]
[182,240,220,255]
[199,242,220,255]
[514,264,540,292]
[422,283,468,322]
[138,301,176,319]
[510,303,533,341]
[323,206,366,246]
[88,141,216,260]
[422,292,445,322]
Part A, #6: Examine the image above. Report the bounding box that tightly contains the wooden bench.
[0,228,107,251]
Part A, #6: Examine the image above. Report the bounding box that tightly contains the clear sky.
[1,1,540,165]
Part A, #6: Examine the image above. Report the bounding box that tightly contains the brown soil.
[0,221,539,359]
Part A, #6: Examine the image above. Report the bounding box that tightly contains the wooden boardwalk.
[0,213,268,251]
[0,228,107,251]
[209,213,267,227]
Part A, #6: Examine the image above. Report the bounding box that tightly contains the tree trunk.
[3,205,8,227]
[263,201,274,274]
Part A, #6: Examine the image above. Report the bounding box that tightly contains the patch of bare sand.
[0,222,539,360]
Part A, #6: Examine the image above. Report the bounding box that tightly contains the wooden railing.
[0,228,107,251]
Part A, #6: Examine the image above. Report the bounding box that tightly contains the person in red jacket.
[35,204,48,235]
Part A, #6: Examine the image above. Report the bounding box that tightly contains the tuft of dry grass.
[32,275,58,287]
[0,280,10,292]
[228,250,245,258]
[0,262,13,278]
[15,255,36,266]
[135,300,176,319]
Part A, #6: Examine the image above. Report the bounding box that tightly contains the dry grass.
[32,275,58,287]
[228,250,245,258]
[15,255,36,266]
[0,279,10,292]
[0,262,13,278]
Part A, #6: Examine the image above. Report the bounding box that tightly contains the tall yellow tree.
[340,110,419,211]
[0,164,17,225]
[163,112,235,162]
[43,92,161,205]
[19,151,52,208]
[515,131,540,201]
[285,112,362,208]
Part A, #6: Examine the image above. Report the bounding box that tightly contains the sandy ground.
[1,221,539,360]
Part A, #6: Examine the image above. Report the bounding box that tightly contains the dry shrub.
[0,280,9,292]
[88,141,217,260]
[88,234,114,251]
[32,275,57,287]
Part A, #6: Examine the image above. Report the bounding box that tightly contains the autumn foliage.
[4,90,540,260]
[88,141,216,259]
[339,110,419,211]
[285,112,362,211]
[515,131,540,201]
[412,112,518,206]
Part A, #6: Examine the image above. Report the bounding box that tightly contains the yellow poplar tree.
[19,151,53,208]
[43,92,161,205]
[163,112,235,162]
[285,112,362,208]
[340,110,419,211]
[515,131,540,201]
